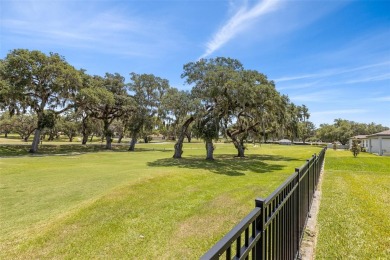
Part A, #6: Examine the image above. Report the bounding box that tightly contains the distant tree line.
[315,119,388,145]
[1,49,386,158]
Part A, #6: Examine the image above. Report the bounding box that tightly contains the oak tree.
[0,49,81,153]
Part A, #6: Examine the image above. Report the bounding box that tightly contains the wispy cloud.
[274,61,390,83]
[343,73,390,84]
[369,96,390,102]
[311,109,369,116]
[315,29,390,64]
[275,73,319,82]
[310,109,371,126]
[289,90,338,103]
[2,1,180,58]
[200,0,282,58]
[277,81,321,91]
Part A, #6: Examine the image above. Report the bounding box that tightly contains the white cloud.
[315,29,390,64]
[275,73,322,82]
[200,0,282,58]
[289,90,339,103]
[277,81,324,91]
[310,109,373,127]
[274,61,390,83]
[311,109,369,116]
[369,96,390,102]
[343,73,390,84]
[2,1,180,58]
[199,0,350,59]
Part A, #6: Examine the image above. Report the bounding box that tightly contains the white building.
[367,130,390,156]
[279,139,292,145]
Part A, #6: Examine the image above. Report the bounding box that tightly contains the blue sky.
[1,0,389,127]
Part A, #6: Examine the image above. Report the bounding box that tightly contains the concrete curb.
[300,160,325,260]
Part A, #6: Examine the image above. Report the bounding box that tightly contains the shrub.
[350,140,360,157]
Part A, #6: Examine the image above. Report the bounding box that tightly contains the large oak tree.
[180,57,244,160]
[161,88,198,158]
[0,49,81,153]
[225,70,281,157]
[78,73,134,149]
[127,73,169,151]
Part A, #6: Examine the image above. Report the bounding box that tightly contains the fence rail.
[201,147,326,260]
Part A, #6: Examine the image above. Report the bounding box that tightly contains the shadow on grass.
[0,144,114,157]
[0,143,175,157]
[148,154,298,176]
[0,144,34,156]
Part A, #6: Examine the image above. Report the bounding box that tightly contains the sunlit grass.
[316,150,390,259]
[0,139,322,259]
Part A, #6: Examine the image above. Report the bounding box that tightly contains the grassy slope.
[0,141,322,259]
[316,150,390,259]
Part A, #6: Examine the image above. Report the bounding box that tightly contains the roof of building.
[367,130,390,137]
[351,135,368,139]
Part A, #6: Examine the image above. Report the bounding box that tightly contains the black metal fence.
[201,147,326,260]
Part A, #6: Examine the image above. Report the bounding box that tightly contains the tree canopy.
[0,49,82,152]
[3,49,388,159]
[127,73,169,151]
[77,73,134,149]
[316,119,388,145]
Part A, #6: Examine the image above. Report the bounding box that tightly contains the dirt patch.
[300,160,325,260]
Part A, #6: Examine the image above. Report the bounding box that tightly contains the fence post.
[201,147,327,259]
[255,198,266,260]
[295,167,300,259]
[313,154,316,187]
[307,159,310,214]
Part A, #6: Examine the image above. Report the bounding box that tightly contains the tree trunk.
[232,138,245,157]
[303,121,307,144]
[238,139,246,157]
[29,128,41,153]
[236,145,245,157]
[48,131,55,141]
[173,141,183,158]
[5,132,8,138]
[129,136,137,151]
[144,136,148,143]
[103,121,112,149]
[82,134,88,145]
[262,121,266,143]
[89,133,95,142]
[69,136,73,142]
[117,134,123,143]
[81,129,87,144]
[227,129,245,157]
[105,133,112,149]
[230,134,245,157]
[205,139,214,160]
[173,116,194,159]
[186,131,192,143]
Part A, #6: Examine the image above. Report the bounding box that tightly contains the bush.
[350,140,360,157]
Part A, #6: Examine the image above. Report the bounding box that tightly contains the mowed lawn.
[316,150,390,259]
[0,141,322,259]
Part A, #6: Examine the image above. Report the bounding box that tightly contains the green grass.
[0,138,177,156]
[316,150,390,259]
[0,140,322,259]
